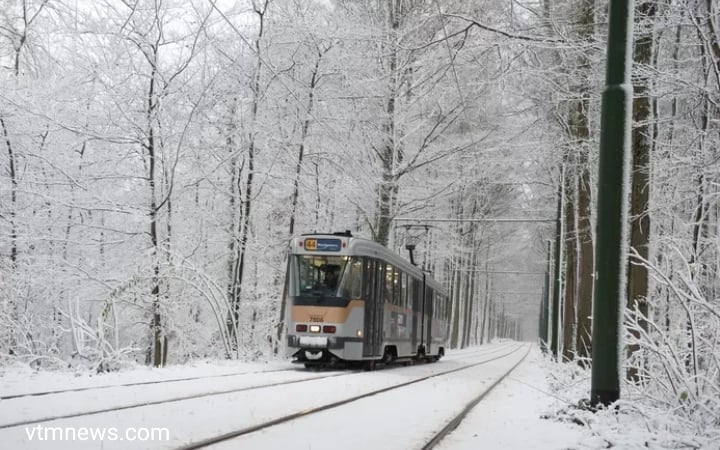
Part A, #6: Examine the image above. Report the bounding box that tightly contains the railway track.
[0,342,502,424]
[1,342,530,450]
[0,367,298,401]
[174,343,531,450]
[0,369,355,430]
[2,341,512,403]
[440,341,517,361]
[1,343,514,433]
[421,343,532,449]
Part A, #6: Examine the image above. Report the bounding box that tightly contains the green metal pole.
[591,0,634,407]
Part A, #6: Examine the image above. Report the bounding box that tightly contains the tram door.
[363,258,384,357]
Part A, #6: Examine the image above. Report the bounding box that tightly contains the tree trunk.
[374,0,403,246]
[1,117,18,355]
[570,0,594,365]
[575,162,594,364]
[465,248,477,346]
[562,162,577,361]
[289,49,324,236]
[480,241,491,345]
[626,0,656,380]
[450,261,462,348]
[462,255,475,348]
[550,166,564,360]
[145,53,166,368]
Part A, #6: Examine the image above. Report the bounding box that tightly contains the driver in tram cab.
[324,269,338,289]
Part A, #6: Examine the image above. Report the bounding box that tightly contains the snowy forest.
[0,0,718,440]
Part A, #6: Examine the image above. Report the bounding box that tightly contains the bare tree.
[626,0,656,380]
[0,0,50,358]
[223,0,270,353]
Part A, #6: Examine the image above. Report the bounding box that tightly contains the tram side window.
[363,258,374,300]
[401,273,408,308]
[339,257,363,299]
[377,260,385,302]
[395,269,402,307]
[426,288,434,315]
[385,264,395,305]
[410,278,420,309]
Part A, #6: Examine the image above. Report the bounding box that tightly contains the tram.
[283,231,450,368]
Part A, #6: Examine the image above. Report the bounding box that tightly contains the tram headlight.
[309,325,321,333]
[356,329,363,338]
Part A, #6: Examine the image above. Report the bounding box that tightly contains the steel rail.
[421,343,532,449]
[1,344,515,431]
[174,344,528,450]
[0,367,296,401]
[0,370,354,430]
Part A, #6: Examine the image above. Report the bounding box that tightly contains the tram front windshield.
[294,255,349,299]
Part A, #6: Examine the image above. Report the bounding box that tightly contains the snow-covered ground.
[436,347,585,450]
[0,342,715,449]
[442,345,718,450]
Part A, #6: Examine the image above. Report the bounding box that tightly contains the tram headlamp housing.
[356,329,363,338]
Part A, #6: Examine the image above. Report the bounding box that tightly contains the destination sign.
[305,238,342,252]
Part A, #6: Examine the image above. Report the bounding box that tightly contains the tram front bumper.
[287,334,363,360]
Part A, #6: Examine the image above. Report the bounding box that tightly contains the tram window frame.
[401,272,408,309]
